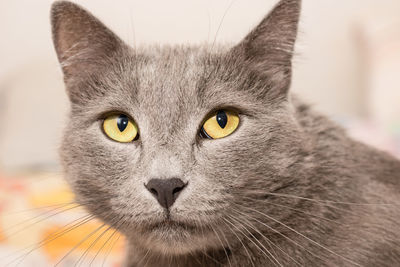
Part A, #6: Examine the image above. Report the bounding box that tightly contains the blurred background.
[0,0,399,265]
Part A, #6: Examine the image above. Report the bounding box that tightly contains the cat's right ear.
[51,1,126,82]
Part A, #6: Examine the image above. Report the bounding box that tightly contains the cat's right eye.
[103,114,139,143]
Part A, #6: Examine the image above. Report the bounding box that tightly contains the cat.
[51,0,400,266]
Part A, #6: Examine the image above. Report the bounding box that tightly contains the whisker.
[54,223,106,266]
[1,203,81,240]
[216,224,235,266]
[238,204,362,266]
[101,232,122,267]
[245,191,378,219]
[197,222,222,265]
[168,250,173,267]
[75,225,113,266]
[4,214,95,266]
[82,215,124,266]
[200,247,223,266]
[209,0,237,54]
[221,218,255,267]
[241,195,344,226]
[261,192,400,206]
[89,219,123,267]
[90,228,118,266]
[136,247,151,267]
[0,202,77,217]
[228,209,302,266]
[223,217,278,267]
[240,219,280,265]
[210,224,232,267]
[240,216,280,262]
[224,215,283,267]
[142,247,153,267]
[231,206,329,264]
[1,197,115,241]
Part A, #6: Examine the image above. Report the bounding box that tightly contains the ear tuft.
[51,1,125,80]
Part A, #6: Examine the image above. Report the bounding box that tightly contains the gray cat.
[51,0,400,266]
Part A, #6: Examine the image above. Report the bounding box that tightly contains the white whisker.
[238,204,362,266]
[221,219,255,267]
[223,217,281,267]
[229,209,302,266]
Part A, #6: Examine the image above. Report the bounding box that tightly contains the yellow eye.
[200,110,240,139]
[103,114,139,143]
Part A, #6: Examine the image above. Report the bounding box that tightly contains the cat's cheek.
[61,122,142,188]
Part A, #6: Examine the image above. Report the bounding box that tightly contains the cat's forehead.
[125,46,229,116]
[130,46,204,122]
[135,45,207,102]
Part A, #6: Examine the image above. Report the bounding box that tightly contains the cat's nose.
[145,178,187,209]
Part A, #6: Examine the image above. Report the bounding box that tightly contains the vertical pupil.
[117,115,129,132]
[216,110,228,129]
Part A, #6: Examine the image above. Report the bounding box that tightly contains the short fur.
[51,0,400,266]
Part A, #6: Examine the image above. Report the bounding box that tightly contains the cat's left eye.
[103,114,139,143]
[199,110,240,139]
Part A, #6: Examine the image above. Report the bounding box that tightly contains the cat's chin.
[132,218,219,255]
[144,218,197,232]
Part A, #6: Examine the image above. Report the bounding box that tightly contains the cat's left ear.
[231,0,301,96]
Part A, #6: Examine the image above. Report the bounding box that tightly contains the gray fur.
[51,0,400,266]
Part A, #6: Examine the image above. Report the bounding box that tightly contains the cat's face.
[53,0,308,255]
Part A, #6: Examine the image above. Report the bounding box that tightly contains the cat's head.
[52,0,310,255]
